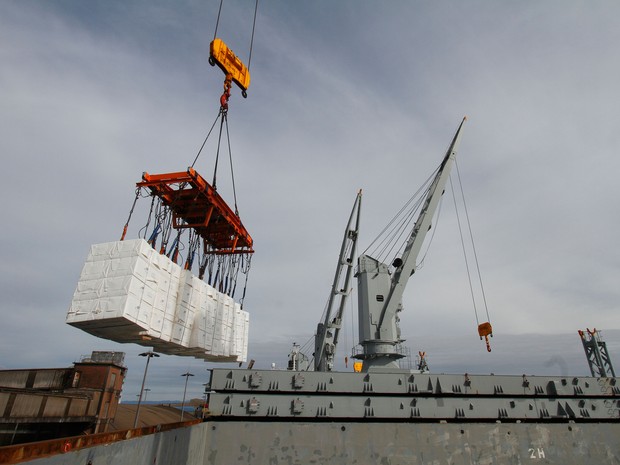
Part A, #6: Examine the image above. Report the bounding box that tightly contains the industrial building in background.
[0,351,126,446]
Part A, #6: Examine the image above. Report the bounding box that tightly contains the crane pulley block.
[209,38,251,97]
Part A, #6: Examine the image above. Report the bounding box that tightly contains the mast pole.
[314,191,362,371]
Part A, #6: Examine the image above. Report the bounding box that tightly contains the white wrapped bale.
[169,270,201,347]
[188,282,217,354]
[143,262,181,343]
[67,239,185,343]
[231,305,250,362]
[67,239,251,362]
[67,239,161,341]
[211,293,235,357]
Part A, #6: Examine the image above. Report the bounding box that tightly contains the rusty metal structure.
[137,168,253,256]
[0,352,126,447]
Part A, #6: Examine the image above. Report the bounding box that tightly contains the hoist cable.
[213,0,224,40]
[139,195,158,240]
[247,0,259,71]
[363,196,414,257]
[224,112,239,214]
[212,110,227,189]
[219,255,227,292]
[191,109,222,169]
[367,186,427,265]
[450,175,480,326]
[365,203,412,260]
[241,253,251,274]
[383,196,424,264]
[120,188,141,241]
[147,224,161,247]
[363,170,435,258]
[185,230,201,270]
[223,256,231,294]
[300,336,313,354]
[198,252,208,280]
[166,234,179,259]
[455,161,491,323]
[239,254,252,307]
[228,255,238,295]
[219,255,226,291]
[158,207,174,254]
[350,286,356,352]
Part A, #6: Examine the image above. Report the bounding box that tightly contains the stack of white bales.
[66,239,249,363]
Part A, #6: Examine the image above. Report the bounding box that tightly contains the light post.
[143,388,151,402]
[134,351,159,428]
[202,383,209,402]
[180,371,194,421]
[200,383,210,419]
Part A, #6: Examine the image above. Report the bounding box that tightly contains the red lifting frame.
[137,168,253,255]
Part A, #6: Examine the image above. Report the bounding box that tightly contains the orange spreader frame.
[137,168,253,255]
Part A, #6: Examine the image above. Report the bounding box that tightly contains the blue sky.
[1,0,619,401]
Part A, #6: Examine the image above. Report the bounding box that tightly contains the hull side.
[22,420,620,465]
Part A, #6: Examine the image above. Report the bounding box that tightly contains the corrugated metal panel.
[0,369,71,390]
[0,392,10,415]
[0,371,29,389]
[42,397,68,417]
[67,399,89,417]
[33,370,70,390]
[10,394,42,417]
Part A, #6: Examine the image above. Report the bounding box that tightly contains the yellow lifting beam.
[209,38,251,98]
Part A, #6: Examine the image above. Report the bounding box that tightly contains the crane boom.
[314,191,362,371]
[355,118,467,371]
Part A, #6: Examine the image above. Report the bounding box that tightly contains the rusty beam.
[0,419,201,464]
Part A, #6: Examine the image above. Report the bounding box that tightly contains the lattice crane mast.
[579,328,616,378]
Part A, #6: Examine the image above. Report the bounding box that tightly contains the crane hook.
[484,335,492,352]
[220,74,232,111]
[478,322,493,353]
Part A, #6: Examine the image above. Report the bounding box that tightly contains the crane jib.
[357,118,467,371]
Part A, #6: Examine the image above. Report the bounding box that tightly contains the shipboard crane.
[354,117,475,372]
[314,191,362,372]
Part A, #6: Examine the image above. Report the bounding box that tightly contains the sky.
[1,0,619,402]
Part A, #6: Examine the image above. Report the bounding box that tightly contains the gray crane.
[313,191,362,371]
[354,118,467,372]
